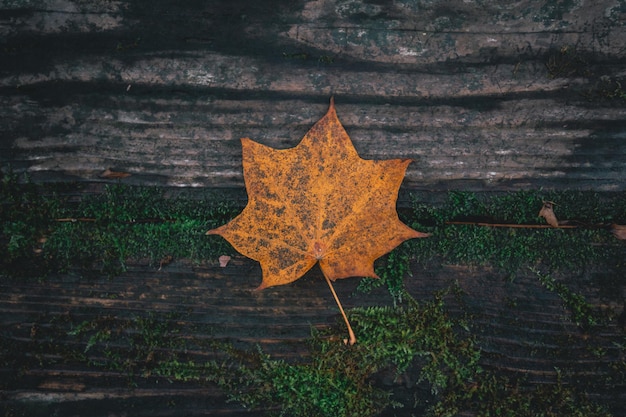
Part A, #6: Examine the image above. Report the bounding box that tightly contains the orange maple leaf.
[208,97,427,288]
[207,98,428,343]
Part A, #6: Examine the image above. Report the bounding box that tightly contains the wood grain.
[1,1,626,415]
[1,0,625,191]
[1,260,624,416]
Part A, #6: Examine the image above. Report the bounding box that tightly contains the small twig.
[55,217,97,223]
[445,221,578,229]
[55,217,174,224]
[323,271,356,346]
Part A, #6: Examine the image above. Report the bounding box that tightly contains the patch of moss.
[1,174,238,277]
[1,172,624,416]
[48,287,612,417]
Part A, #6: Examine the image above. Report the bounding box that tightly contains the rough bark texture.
[1,0,625,191]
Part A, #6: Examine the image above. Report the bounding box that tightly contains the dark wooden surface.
[1,0,625,191]
[1,259,625,416]
[1,1,626,416]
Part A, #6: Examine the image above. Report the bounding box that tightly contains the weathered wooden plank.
[1,260,625,416]
[1,0,625,191]
[1,2,626,415]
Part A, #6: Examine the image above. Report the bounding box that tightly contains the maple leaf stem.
[323,272,357,346]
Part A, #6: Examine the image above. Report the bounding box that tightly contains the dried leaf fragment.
[611,224,626,240]
[100,168,131,179]
[538,201,559,228]
[218,255,231,267]
[158,255,173,270]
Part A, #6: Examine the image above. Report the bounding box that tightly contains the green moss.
[532,267,600,328]
[177,287,480,417]
[2,175,624,319]
[357,242,413,305]
[406,189,624,278]
[54,287,613,417]
[1,173,624,416]
[1,177,238,277]
[65,310,210,382]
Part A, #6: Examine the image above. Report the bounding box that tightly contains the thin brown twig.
[55,218,97,223]
[445,221,580,229]
[54,218,173,224]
